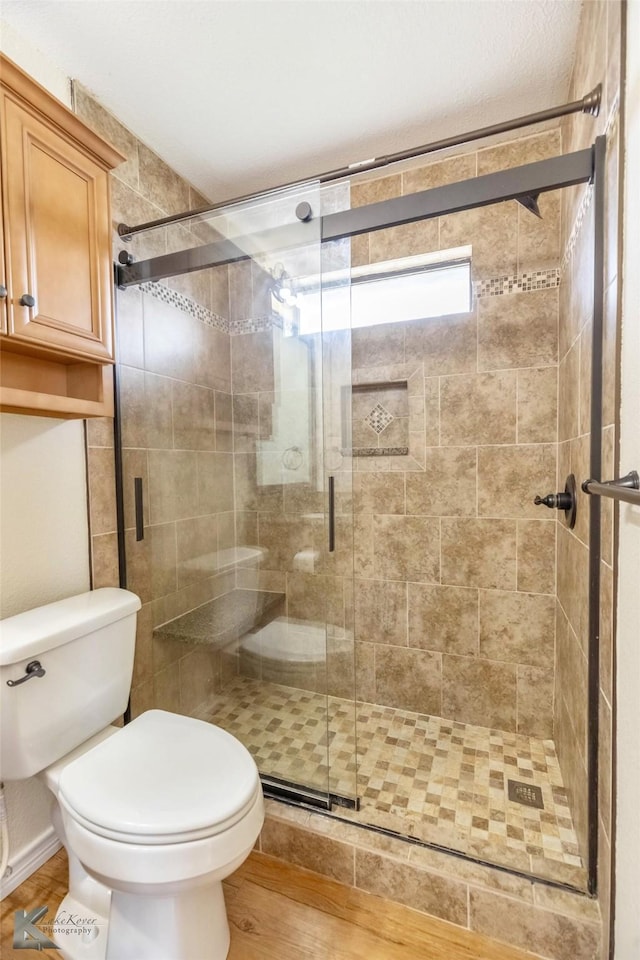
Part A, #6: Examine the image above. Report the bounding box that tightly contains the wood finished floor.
[1,848,538,960]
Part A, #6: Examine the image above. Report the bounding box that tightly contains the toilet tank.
[0,588,141,781]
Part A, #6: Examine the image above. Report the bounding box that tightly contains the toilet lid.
[57,710,261,844]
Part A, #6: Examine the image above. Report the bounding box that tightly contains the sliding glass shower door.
[118,180,356,806]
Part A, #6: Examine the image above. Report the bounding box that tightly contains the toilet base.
[50,881,231,960]
[107,880,230,960]
[51,893,109,960]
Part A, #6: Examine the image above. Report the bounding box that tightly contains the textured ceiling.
[0,1,582,203]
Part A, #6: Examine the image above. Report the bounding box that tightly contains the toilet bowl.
[0,589,264,960]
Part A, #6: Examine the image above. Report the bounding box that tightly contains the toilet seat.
[58,710,260,845]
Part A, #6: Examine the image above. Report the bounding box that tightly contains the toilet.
[0,588,264,960]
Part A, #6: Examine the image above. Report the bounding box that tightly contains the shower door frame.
[115,139,605,895]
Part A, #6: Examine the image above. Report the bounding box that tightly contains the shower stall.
[113,126,605,894]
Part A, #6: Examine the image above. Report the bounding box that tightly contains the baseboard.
[1,826,61,899]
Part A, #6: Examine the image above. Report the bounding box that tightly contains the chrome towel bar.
[582,471,640,505]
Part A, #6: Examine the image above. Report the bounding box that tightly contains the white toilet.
[0,588,264,960]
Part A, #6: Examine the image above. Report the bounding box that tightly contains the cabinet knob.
[0,284,7,300]
[19,293,36,308]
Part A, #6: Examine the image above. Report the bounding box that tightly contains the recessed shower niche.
[114,126,604,894]
[351,380,409,457]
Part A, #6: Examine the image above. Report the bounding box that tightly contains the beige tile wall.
[258,800,601,960]
[348,130,561,737]
[557,2,622,954]
[76,87,235,720]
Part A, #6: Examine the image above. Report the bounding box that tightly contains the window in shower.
[295,246,472,335]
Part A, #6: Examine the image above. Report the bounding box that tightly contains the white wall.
[0,22,91,896]
[614,1,640,956]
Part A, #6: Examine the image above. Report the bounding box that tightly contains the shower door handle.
[328,475,335,553]
[134,477,144,541]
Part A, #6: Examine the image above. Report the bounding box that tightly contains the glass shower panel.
[345,178,590,888]
[118,180,349,803]
[223,183,333,799]
[319,181,357,804]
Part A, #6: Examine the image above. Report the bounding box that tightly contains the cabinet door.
[0,180,7,335]
[2,94,114,361]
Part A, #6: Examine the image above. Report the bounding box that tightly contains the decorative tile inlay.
[364,403,394,434]
[139,281,229,332]
[200,675,584,880]
[560,186,593,277]
[230,314,282,335]
[352,446,409,457]
[473,268,560,299]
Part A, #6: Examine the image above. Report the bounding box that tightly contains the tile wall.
[75,86,236,720]
[258,800,601,960]
[556,2,622,955]
[347,130,562,737]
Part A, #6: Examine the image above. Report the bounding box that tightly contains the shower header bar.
[582,472,640,506]
[116,146,594,288]
[117,84,602,241]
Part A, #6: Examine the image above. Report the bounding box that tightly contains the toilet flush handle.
[6,660,46,687]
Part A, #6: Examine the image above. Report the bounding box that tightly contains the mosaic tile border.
[230,314,282,336]
[352,446,409,457]
[560,185,593,277]
[560,97,619,278]
[139,281,229,333]
[473,268,560,298]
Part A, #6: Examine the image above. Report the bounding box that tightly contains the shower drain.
[507,779,544,809]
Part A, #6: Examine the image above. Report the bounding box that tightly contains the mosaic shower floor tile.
[198,676,585,886]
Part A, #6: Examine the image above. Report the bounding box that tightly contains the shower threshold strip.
[262,775,359,812]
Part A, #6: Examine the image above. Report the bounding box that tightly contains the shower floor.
[198,676,585,886]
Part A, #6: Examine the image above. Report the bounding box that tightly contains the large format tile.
[478,289,558,371]
[516,664,554,738]
[407,583,479,656]
[354,473,405,515]
[479,590,555,667]
[355,579,408,645]
[138,142,190,214]
[231,330,274,394]
[368,219,440,263]
[517,190,561,273]
[147,450,199,523]
[476,131,561,175]
[261,819,355,885]
[517,366,558,444]
[442,655,517,729]
[352,322,405,369]
[402,153,476,193]
[404,312,477,377]
[440,372,517,445]
[172,381,216,451]
[516,519,556,595]
[372,515,440,582]
[441,518,516,589]
[439,202,518,279]
[469,888,599,960]
[355,850,468,926]
[374,646,442,715]
[477,444,557,520]
[406,447,476,517]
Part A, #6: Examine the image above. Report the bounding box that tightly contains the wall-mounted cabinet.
[0,54,125,418]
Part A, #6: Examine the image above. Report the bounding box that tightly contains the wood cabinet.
[0,54,125,417]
